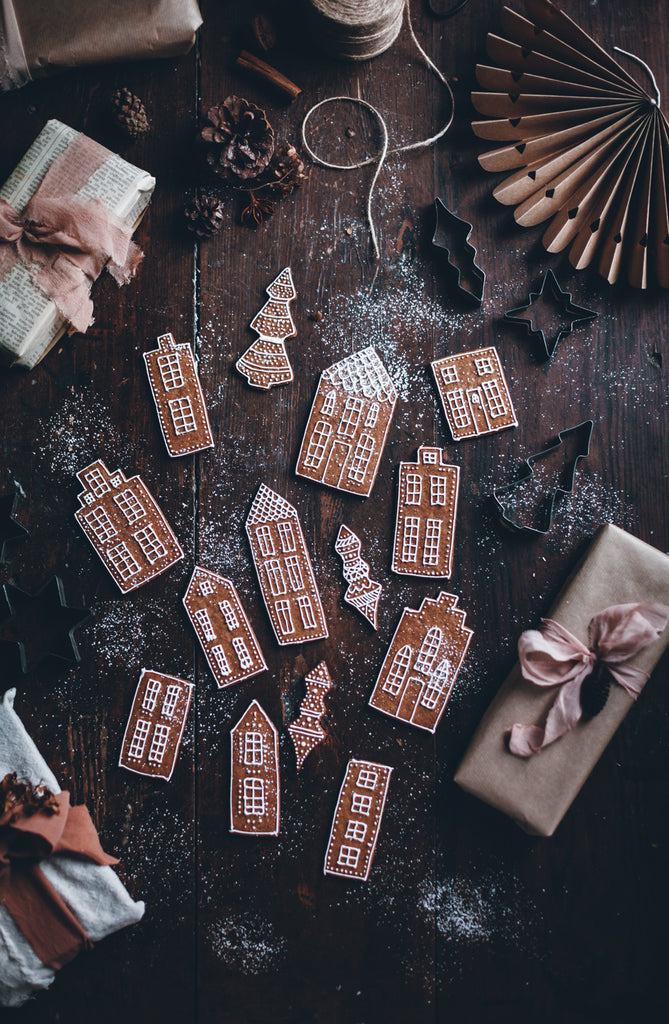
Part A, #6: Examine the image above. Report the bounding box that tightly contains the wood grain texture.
[0,2,667,1022]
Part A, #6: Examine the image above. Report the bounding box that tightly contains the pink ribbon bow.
[509,602,669,757]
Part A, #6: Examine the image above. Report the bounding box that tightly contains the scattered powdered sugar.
[207,913,287,973]
[419,870,539,948]
[33,389,131,480]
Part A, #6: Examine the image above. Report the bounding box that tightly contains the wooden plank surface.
[1,2,667,1022]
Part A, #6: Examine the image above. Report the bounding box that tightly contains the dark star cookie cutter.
[432,197,486,305]
[504,269,598,361]
[0,493,28,564]
[0,576,92,677]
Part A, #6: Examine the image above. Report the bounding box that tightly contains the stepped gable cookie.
[75,459,183,593]
[391,446,460,579]
[119,669,193,781]
[143,332,214,457]
[324,759,392,882]
[230,700,280,835]
[288,661,333,771]
[431,346,517,440]
[246,484,328,646]
[183,567,267,688]
[334,524,382,629]
[296,346,398,498]
[236,267,296,390]
[369,592,473,734]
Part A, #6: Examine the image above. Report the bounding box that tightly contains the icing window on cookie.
[243,777,265,816]
[440,364,459,385]
[415,628,442,674]
[322,390,336,416]
[128,719,151,759]
[134,524,168,564]
[199,579,215,596]
[84,506,117,542]
[211,644,231,676]
[337,845,360,869]
[347,434,375,484]
[266,559,287,596]
[142,676,162,712]
[401,518,420,562]
[275,600,294,634]
[446,389,471,430]
[430,476,448,506]
[277,521,296,553]
[169,396,198,435]
[285,555,303,591]
[350,793,372,816]
[84,466,111,496]
[157,352,185,390]
[423,520,442,566]
[244,731,264,766]
[219,600,239,630]
[162,685,181,718]
[474,356,495,376]
[383,645,412,696]
[421,660,451,710]
[365,402,379,428]
[303,421,332,469]
[232,637,253,670]
[297,595,317,630]
[193,607,216,641]
[148,724,171,765]
[481,379,507,418]
[255,524,275,557]
[114,489,146,524]
[344,821,367,843]
[356,769,378,790]
[339,397,364,437]
[107,542,141,581]
[405,474,422,505]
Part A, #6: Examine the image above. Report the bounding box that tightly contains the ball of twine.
[306,0,405,61]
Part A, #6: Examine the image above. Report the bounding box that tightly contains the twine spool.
[306,0,405,61]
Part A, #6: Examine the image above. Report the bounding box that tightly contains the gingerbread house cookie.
[324,759,393,882]
[431,346,517,440]
[236,267,296,390]
[296,347,398,498]
[183,567,266,688]
[230,700,280,835]
[143,333,214,457]
[391,446,460,579]
[119,669,193,781]
[368,592,473,734]
[334,525,382,629]
[75,460,183,593]
[246,484,328,646]
[288,661,333,771]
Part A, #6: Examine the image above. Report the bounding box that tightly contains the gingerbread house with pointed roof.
[296,346,398,497]
[230,700,280,835]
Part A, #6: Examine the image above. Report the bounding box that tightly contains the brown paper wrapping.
[454,524,669,836]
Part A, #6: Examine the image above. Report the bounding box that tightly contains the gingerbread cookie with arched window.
[119,669,193,781]
[369,592,472,733]
[230,700,280,835]
[296,346,398,498]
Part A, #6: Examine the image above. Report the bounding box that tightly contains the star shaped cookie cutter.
[0,493,28,564]
[0,576,92,676]
[504,269,598,361]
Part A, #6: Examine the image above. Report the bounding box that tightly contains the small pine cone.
[580,663,611,719]
[199,96,274,181]
[264,144,307,198]
[112,88,150,140]
[184,195,226,238]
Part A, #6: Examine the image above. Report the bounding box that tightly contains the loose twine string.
[301,0,455,259]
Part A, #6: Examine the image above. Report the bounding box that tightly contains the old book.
[0,119,155,369]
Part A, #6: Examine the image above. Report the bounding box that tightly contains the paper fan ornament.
[472,0,669,289]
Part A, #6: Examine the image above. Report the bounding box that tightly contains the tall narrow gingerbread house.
[143,333,214,457]
[246,484,328,645]
[230,700,280,835]
[369,592,473,734]
[296,347,398,497]
[324,759,393,881]
[392,446,460,579]
[183,567,266,688]
[119,669,193,781]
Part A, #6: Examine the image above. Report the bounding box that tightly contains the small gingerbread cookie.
[230,700,280,835]
[391,446,460,579]
[119,669,193,781]
[143,333,214,457]
[288,661,332,770]
[324,759,393,881]
[431,346,517,440]
[236,268,296,390]
[334,525,382,629]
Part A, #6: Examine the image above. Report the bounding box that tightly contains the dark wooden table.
[1,1,668,1021]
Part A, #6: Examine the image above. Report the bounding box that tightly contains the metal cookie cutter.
[432,197,486,305]
[0,576,91,676]
[505,269,598,361]
[493,420,594,535]
[0,493,28,563]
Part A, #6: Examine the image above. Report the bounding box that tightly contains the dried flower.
[0,772,59,821]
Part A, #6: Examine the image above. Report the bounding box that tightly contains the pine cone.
[111,88,150,140]
[263,144,307,198]
[184,195,226,238]
[200,96,274,181]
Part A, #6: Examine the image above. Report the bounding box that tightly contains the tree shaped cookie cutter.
[431,197,486,305]
[504,269,598,361]
[493,420,594,535]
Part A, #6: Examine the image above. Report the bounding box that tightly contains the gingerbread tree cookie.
[143,333,214,457]
[334,524,382,629]
[392,446,460,579]
[324,759,393,882]
[119,669,193,781]
[230,700,280,836]
[236,267,296,390]
[288,660,332,770]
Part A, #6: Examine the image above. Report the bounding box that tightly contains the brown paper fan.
[472,0,669,289]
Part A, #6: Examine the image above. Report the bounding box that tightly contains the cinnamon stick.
[236,50,302,102]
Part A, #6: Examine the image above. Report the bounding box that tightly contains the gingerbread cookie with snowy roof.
[296,346,398,498]
[324,759,393,882]
[143,332,214,457]
[288,660,332,770]
[236,267,296,390]
[334,524,382,629]
[246,484,328,645]
[119,669,193,781]
[230,700,280,835]
[183,567,266,688]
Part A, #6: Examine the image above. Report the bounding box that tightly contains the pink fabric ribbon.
[509,602,669,757]
[0,166,141,335]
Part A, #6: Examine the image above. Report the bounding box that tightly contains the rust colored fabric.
[0,790,118,970]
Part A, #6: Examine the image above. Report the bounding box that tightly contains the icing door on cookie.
[323,441,351,488]
[467,388,491,435]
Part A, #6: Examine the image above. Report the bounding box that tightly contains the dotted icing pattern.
[324,758,393,881]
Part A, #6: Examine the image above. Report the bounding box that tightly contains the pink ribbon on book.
[0,134,142,335]
[509,602,669,757]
